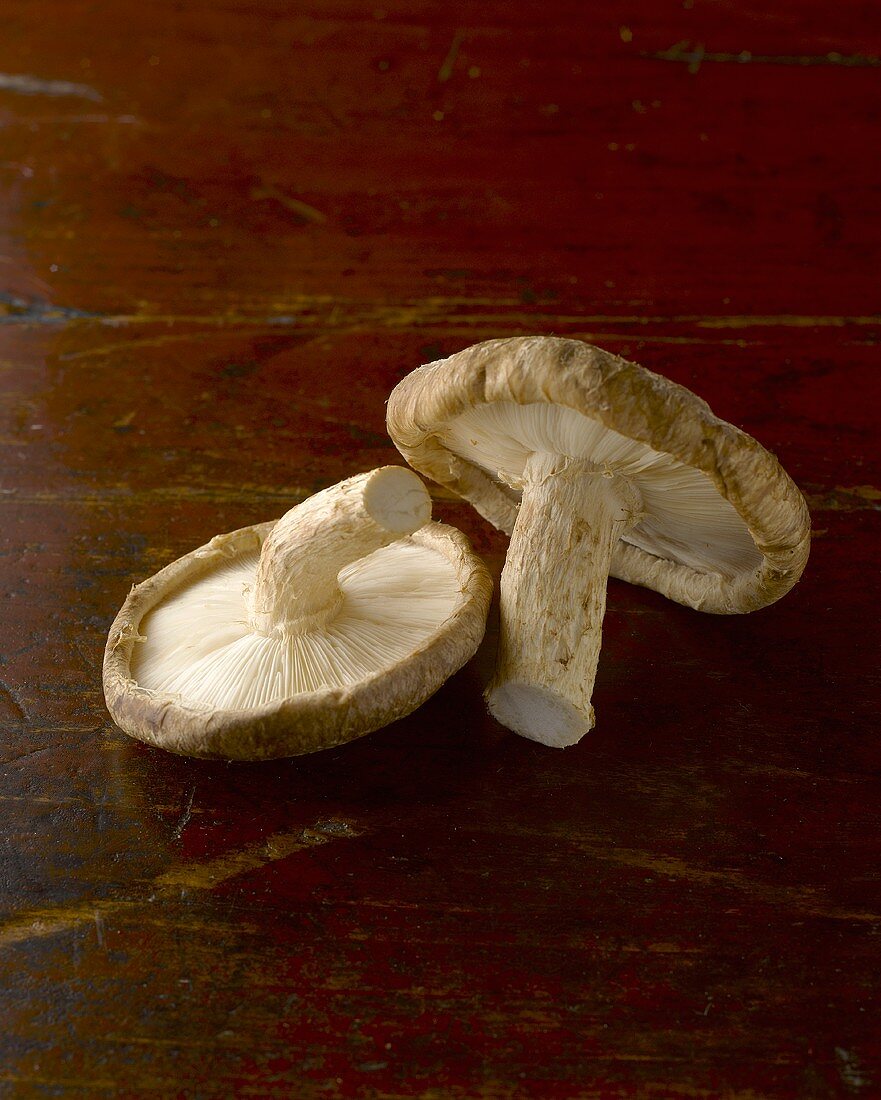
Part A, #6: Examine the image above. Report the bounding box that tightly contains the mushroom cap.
[387,336,810,614]
[103,520,491,760]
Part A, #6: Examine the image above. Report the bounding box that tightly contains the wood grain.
[0,1,879,1096]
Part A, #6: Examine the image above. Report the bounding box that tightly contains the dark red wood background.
[1,2,879,1096]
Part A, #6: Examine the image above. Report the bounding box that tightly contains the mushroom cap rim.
[103,519,492,759]
[386,336,811,614]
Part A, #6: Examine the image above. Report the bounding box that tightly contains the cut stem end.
[363,465,432,533]
[488,681,593,748]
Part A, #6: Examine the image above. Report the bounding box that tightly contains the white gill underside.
[131,541,460,710]
[440,402,762,577]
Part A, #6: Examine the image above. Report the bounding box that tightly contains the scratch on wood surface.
[80,306,881,333]
[53,325,757,359]
[694,314,881,329]
[103,306,881,330]
[726,762,867,785]
[0,1068,203,1093]
[171,786,196,840]
[0,793,208,812]
[250,183,327,223]
[0,820,365,948]
[0,1074,119,1092]
[568,838,880,924]
[458,824,880,926]
[0,72,103,100]
[95,1033,255,1049]
[805,485,881,513]
[0,292,99,325]
[437,30,465,82]
[6,286,881,334]
[646,41,881,72]
[637,1079,735,1097]
[0,679,27,722]
[0,1070,354,1097]
[0,794,98,806]
[0,483,311,506]
[155,820,360,889]
[0,900,135,947]
[93,910,105,948]
[4,113,139,127]
[0,745,56,767]
[58,325,299,360]
[58,331,240,362]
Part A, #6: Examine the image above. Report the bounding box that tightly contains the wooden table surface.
[1,2,879,1096]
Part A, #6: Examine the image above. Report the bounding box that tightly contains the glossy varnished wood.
[1,2,879,1096]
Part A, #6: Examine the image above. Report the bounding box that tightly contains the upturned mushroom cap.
[387,337,810,748]
[387,336,810,614]
[103,466,492,760]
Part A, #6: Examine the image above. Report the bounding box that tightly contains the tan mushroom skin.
[490,452,643,742]
[103,466,492,760]
[248,465,432,637]
[387,336,811,748]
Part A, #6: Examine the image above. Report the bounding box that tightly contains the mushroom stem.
[487,451,642,747]
[248,466,432,637]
